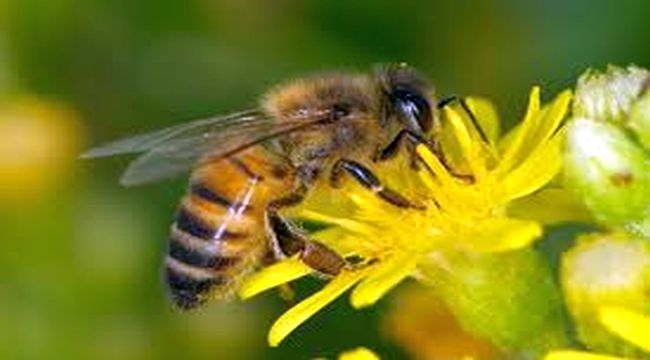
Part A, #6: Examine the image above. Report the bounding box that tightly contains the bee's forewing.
[83,109,327,186]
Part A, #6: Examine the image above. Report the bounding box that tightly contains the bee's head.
[377,63,437,136]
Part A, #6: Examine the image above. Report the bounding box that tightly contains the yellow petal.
[268,269,368,347]
[543,350,628,360]
[350,255,417,308]
[497,131,563,201]
[311,228,373,257]
[463,217,543,252]
[415,144,456,188]
[288,184,357,219]
[338,347,381,360]
[497,86,541,174]
[238,257,313,300]
[498,89,570,176]
[437,98,498,176]
[530,90,571,148]
[445,106,487,176]
[599,306,650,352]
[508,188,592,224]
[465,97,500,145]
[299,209,377,236]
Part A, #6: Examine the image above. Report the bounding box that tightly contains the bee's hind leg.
[266,186,346,276]
[265,210,346,276]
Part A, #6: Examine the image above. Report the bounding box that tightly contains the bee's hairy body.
[84,64,438,310]
[167,75,390,309]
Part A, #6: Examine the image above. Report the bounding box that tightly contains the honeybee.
[84,64,440,310]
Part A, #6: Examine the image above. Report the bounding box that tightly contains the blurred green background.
[1,0,650,359]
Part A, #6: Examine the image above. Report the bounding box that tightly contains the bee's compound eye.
[392,89,432,133]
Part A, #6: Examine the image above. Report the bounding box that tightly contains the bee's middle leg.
[330,158,423,209]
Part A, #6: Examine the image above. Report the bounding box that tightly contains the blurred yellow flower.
[0,97,82,203]
[337,347,380,360]
[599,306,650,353]
[544,306,650,360]
[382,285,501,360]
[240,87,572,347]
[544,350,629,360]
[560,233,650,357]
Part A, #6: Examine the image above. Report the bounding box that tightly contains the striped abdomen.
[165,148,293,310]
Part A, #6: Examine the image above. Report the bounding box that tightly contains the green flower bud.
[418,249,570,358]
[573,65,649,124]
[561,233,650,357]
[564,118,650,237]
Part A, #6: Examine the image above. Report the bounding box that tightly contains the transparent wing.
[81,110,262,158]
[82,109,331,186]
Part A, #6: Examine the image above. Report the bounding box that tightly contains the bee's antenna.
[437,96,489,143]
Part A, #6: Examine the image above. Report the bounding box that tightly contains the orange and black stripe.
[164,151,289,310]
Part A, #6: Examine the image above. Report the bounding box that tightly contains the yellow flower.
[240,87,572,347]
[543,306,650,360]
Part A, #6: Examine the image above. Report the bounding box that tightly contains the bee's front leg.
[374,128,429,163]
[377,124,475,183]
